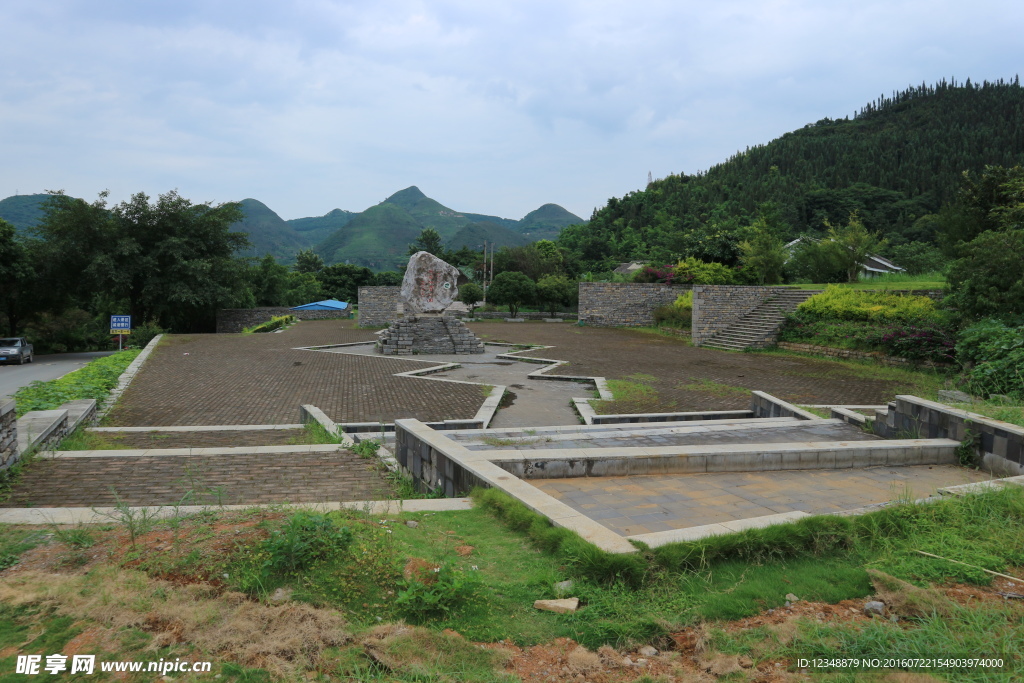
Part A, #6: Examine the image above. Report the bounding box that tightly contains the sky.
[1,1,1020,222]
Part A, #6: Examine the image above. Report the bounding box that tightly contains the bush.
[946,229,1024,322]
[261,513,352,576]
[653,291,693,328]
[457,282,484,315]
[674,257,737,285]
[796,285,940,324]
[127,320,166,349]
[395,563,479,621]
[956,320,1024,399]
[632,265,677,284]
[779,316,955,364]
[535,274,577,316]
[243,315,295,334]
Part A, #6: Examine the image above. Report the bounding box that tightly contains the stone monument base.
[376,315,485,355]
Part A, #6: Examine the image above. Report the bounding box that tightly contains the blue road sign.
[110,315,131,333]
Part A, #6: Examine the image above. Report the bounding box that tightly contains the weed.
[396,563,481,621]
[261,512,353,576]
[56,427,129,451]
[957,427,981,466]
[50,524,96,549]
[352,439,382,459]
[95,489,159,549]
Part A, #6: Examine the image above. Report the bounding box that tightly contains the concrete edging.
[97,334,164,420]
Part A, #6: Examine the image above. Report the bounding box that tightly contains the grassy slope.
[0,194,53,233]
[447,221,531,250]
[517,203,585,241]
[233,198,310,260]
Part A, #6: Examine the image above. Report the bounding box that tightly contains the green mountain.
[446,221,530,251]
[312,186,584,269]
[0,194,53,232]
[316,202,424,270]
[518,203,584,240]
[233,199,310,259]
[286,208,356,247]
[558,78,1024,270]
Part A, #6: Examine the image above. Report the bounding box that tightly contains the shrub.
[457,282,484,316]
[653,291,693,328]
[535,274,577,316]
[796,285,939,324]
[395,563,479,621]
[243,315,295,334]
[261,513,352,576]
[632,265,677,284]
[956,319,1024,399]
[946,229,1024,322]
[674,257,737,285]
[778,316,955,364]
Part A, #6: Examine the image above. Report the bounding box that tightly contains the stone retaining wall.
[750,391,819,420]
[777,342,949,368]
[216,307,350,333]
[578,282,691,327]
[0,400,16,471]
[875,395,1024,476]
[357,287,401,327]
[691,285,791,345]
[394,419,487,496]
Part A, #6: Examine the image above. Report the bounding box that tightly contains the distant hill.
[316,202,424,270]
[312,186,585,269]
[518,203,585,240]
[1,186,584,268]
[233,199,310,259]
[286,208,356,247]
[446,221,530,251]
[0,194,52,232]
[558,78,1024,270]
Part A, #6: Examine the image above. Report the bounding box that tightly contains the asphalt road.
[0,352,116,400]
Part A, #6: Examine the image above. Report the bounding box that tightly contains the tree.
[946,229,1024,321]
[536,275,577,316]
[408,228,447,260]
[738,219,787,285]
[487,271,536,318]
[318,263,375,304]
[374,271,403,286]
[34,190,249,330]
[823,213,885,282]
[0,219,35,335]
[458,282,484,316]
[294,248,324,274]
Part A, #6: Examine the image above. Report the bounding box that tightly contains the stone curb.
[0,498,475,525]
[89,424,305,433]
[47,444,348,458]
[97,334,164,420]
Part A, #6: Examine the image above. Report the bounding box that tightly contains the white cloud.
[0,0,1021,220]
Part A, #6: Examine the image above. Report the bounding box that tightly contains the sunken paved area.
[531,466,991,536]
[468,322,911,411]
[2,451,396,507]
[454,420,879,451]
[105,320,486,426]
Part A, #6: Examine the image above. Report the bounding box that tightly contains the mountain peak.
[384,186,428,207]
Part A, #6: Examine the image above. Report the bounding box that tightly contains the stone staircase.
[702,289,821,351]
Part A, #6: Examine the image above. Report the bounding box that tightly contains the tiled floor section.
[530,466,992,536]
[456,420,878,450]
[82,429,308,449]
[1,451,396,507]
[105,320,486,426]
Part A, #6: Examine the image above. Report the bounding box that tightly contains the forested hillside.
[558,78,1024,270]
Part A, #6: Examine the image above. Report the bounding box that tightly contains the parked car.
[0,337,34,365]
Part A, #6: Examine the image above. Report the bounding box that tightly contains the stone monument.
[376,251,485,355]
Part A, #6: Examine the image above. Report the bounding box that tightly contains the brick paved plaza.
[107,319,911,427]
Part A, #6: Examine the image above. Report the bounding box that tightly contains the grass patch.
[788,272,946,291]
[241,315,296,334]
[55,426,131,451]
[13,350,140,417]
[948,400,1024,429]
[756,347,948,398]
[677,378,748,398]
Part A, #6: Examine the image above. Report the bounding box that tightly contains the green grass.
[756,347,948,398]
[13,349,141,417]
[677,378,748,398]
[0,526,49,570]
[788,271,946,291]
[948,400,1024,428]
[56,427,131,450]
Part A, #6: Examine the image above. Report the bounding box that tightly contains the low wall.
[0,400,16,471]
[750,391,819,420]
[578,282,691,327]
[393,419,489,496]
[875,395,1024,476]
[216,307,350,333]
[357,287,401,327]
[691,284,791,345]
[16,409,69,455]
[777,342,950,368]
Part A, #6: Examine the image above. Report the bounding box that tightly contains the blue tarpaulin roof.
[290,299,349,311]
